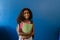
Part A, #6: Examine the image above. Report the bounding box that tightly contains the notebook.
[22,23,33,34]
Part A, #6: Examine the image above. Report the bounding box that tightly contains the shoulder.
[16,24,19,28]
[30,20,33,24]
[31,22,34,28]
[30,21,34,26]
[17,21,23,25]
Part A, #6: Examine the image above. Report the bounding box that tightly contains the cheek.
[28,14,30,17]
[23,14,26,17]
[24,14,29,17]
[23,14,30,18]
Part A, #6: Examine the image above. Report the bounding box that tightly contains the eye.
[24,12,29,14]
[24,12,26,14]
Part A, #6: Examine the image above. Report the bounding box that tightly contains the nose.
[25,14,28,16]
[25,13,28,15]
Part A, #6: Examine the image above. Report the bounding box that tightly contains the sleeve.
[32,24,34,38]
[16,24,20,35]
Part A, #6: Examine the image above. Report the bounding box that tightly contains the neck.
[24,20,29,22]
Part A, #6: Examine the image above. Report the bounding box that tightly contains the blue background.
[0,0,60,40]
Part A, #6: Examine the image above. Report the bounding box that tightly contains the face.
[23,10,30,20]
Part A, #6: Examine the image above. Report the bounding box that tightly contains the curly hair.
[17,8,33,24]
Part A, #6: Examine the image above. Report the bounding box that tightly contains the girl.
[16,8,34,40]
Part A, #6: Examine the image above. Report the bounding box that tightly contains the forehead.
[24,10,29,12]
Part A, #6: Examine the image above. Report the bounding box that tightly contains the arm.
[29,24,34,36]
[16,24,24,36]
[25,24,34,39]
[16,24,29,36]
[16,24,20,36]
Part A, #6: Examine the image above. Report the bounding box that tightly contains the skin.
[16,10,34,39]
[24,10,30,20]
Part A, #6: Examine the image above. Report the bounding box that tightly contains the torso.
[18,21,33,40]
[19,21,32,32]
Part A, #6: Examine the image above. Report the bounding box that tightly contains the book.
[22,23,33,34]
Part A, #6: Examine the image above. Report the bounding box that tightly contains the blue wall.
[0,0,60,40]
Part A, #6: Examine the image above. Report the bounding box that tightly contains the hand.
[26,36,31,39]
[21,36,27,39]
[21,35,31,39]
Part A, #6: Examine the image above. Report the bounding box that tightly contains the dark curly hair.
[17,8,33,24]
